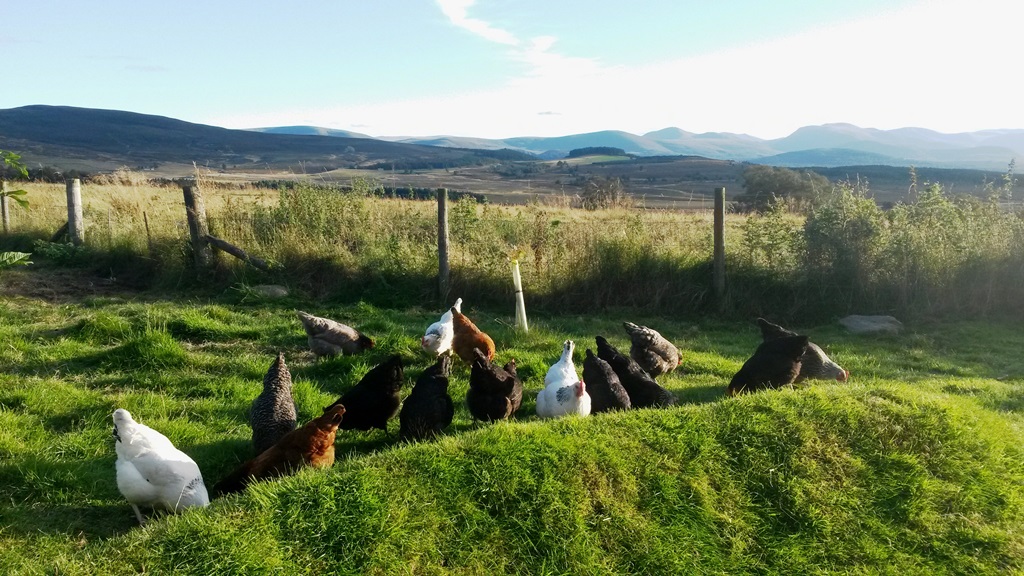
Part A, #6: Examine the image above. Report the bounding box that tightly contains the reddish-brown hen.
[213,404,346,496]
[451,307,495,364]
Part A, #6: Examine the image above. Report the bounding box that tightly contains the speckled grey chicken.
[466,348,523,422]
[296,310,375,360]
[727,334,808,396]
[582,348,631,412]
[756,318,849,383]
[249,351,298,455]
[596,336,676,408]
[622,321,680,377]
[399,355,455,441]
[323,355,405,432]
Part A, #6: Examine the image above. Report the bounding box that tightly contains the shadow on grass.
[673,384,728,405]
[0,453,139,540]
[1,502,140,540]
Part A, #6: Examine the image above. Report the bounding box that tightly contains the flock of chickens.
[111,303,849,525]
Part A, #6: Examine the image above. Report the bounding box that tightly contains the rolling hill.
[0,105,534,173]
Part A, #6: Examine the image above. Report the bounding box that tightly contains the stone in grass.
[839,315,903,335]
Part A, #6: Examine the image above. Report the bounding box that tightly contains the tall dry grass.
[3,172,1024,321]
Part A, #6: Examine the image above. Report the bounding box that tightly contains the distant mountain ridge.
[0,105,1020,172]
[267,121,1021,170]
[0,105,534,172]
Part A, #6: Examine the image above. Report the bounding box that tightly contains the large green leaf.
[0,251,32,269]
[3,188,29,208]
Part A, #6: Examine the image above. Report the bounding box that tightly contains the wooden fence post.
[66,178,85,245]
[437,188,450,302]
[182,184,212,270]
[1,181,9,234]
[713,186,727,309]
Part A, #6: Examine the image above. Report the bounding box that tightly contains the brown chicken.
[212,404,346,496]
[451,307,496,364]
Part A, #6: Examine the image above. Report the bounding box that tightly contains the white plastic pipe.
[512,259,528,332]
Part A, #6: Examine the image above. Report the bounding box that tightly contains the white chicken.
[536,340,591,419]
[421,297,463,356]
[112,408,210,525]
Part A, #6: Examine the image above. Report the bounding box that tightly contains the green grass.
[1,275,1023,574]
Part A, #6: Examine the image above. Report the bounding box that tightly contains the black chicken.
[727,334,809,396]
[466,348,523,422]
[399,356,455,441]
[582,348,631,412]
[324,355,405,431]
[595,336,676,408]
[756,318,849,383]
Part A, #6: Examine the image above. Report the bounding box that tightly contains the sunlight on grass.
[0,293,1022,574]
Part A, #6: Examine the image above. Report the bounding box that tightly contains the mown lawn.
[1,267,1023,575]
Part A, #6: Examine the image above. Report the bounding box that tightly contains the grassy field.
[1,265,1023,574]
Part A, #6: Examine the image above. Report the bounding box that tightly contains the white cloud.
[436,0,519,45]
[215,0,1024,140]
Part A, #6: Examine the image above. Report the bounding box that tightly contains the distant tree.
[737,165,830,213]
[567,147,627,158]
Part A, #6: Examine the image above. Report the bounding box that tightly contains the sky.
[3,0,1022,140]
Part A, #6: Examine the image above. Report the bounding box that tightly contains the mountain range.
[381,125,1023,171]
[0,105,1020,173]
[257,122,1024,171]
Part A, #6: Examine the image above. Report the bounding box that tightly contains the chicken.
[422,297,463,356]
[727,334,809,396]
[323,354,405,432]
[466,348,523,422]
[296,310,375,360]
[536,340,591,418]
[112,409,209,524]
[595,336,676,408]
[623,321,681,377]
[451,307,496,364]
[582,348,631,412]
[756,318,849,382]
[399,355,455,441]
[249,351,297,455]
[213,404,346,496]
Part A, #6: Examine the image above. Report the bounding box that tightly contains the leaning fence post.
[1,181,9,234]
[437,188,450,302]
[182,184,212,270]
[713,186,727,309]
[66,178,85,246]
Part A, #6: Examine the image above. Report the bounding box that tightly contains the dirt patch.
[0,266,141,303]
